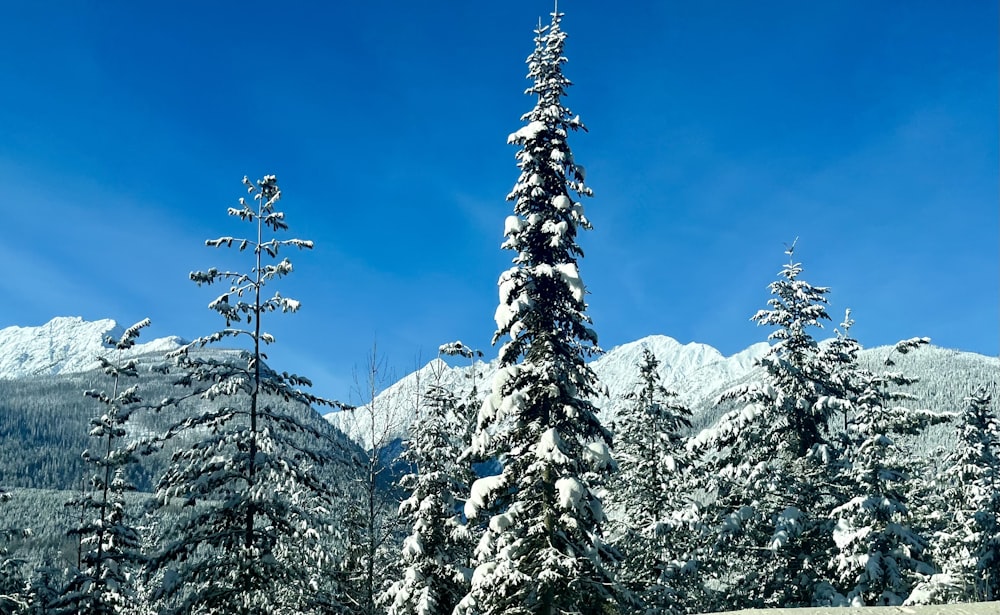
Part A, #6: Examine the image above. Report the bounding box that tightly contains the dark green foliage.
[0,377,99,491]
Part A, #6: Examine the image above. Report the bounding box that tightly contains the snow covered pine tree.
[456,9,620,615]
[146,176,349,615]
[687,244,841,609]
[919,386,1000,602]
[52,319,149,615]
[828,336,944,606]
[609,347,696,615]
[380,360,474,615]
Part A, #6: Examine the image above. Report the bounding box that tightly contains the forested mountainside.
[0,349,361,492]
[3,329,993,495]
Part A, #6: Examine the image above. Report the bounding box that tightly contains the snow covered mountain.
[0,316,184,379]
[325,335,772,449]
[593,335,770,410]
[326,334,999,451]
[4,317,993,455]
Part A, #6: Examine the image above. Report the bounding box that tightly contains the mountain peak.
[596,335,723,375]
[593,334,769,410]
[0,316,184,379]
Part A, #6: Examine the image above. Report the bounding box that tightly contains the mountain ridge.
[3,317,995,455]
[325,334,776,449]
[326,335,999,451]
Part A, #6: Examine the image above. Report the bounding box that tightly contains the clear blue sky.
[2,1,996,404]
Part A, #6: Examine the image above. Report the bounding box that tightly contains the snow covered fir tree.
[380,361,474,615]
[827,335,945,606]
[687,244,844,609]
[607,348,696,615]
[919,386,1000,602]
[144,175,351,615]
[456,9,621,615]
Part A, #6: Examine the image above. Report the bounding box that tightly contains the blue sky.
[2,1,996,404]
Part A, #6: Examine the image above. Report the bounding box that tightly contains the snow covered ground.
[718,602,1000,615]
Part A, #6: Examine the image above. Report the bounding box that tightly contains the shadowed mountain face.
[0,348,362,493]
[0,317,361,492]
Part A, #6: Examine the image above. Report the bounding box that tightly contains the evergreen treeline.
[1,8,997,615]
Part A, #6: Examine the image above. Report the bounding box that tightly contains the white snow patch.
[402,534,423,557]
[555,262,584,303]
[552,194,572,210]
[489,512,514,533]
[535,428,570,465]
[508,120,546,144]
[583,440,614,470]
[466,475,505,519]
[832,517,871,550]
[555,477,585,510]
[504,215,525,236]
[470,562,496,586]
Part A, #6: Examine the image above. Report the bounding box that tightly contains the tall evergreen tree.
[688,244,840,609]
[146,175,348,614]
[456,10,619,615]
[609,347,696,615]
[52,319,149,615]
[611,348,693,528]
